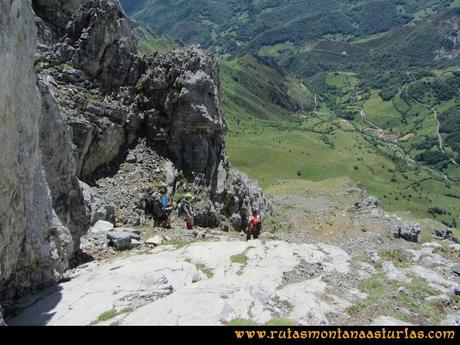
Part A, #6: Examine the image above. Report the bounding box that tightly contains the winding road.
[432,107,444,151]
[404,86,459,167]
[359,109,381,130]
[404,72,459,166]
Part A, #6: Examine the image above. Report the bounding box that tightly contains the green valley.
[122,0,460,229]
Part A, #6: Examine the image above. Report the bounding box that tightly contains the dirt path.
[311,48,357,58]
[359,109,381,130]
[433,107,444,151]
[403,83,459,166]
[432,107,459,166]
[413,99,443,151]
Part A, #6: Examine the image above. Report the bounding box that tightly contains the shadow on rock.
[6,285,63,326]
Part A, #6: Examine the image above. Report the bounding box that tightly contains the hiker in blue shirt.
[159,187,173,228]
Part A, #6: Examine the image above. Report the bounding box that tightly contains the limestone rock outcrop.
[0,0,89,300]
[57,0,144,91]
[139,46,227,187]
[33,0,269,226]
[32,0,81,35]
[393,222,421,243]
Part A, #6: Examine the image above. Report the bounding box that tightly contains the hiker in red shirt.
[246,210,262,241]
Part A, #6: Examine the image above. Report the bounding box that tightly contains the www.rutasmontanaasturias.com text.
[234,327,456,340]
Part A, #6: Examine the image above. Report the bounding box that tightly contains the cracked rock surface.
[9,239,353,325]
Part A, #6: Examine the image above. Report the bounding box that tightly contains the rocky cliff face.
[139,47,227,187]
[0,0,89,301]
[434,8,460,60]
[0,0,268,300]
[34,0,268,227]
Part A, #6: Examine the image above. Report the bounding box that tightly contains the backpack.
[177,200,191,217]
[248,215,262,232]
[146,193,165,219]
[152,199,165,218]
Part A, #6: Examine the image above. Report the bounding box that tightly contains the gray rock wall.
[38,81,91,257]
[0,311,4,326]
[0,0,87,300]
[32,0,81,34]
[139,46,227,186]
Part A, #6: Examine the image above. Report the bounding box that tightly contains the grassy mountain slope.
[133,25,178,56]
[226,103,460,229]
[221,55,314,122]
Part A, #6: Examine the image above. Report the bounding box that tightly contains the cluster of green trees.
[404,73,460,103]
[351,1,411,36]
[415,150,450,168]
[411,137,439,151]
[440,105,460,156]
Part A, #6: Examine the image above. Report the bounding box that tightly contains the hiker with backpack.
[146,187,173,228]
[177,193,194,230]
[159,187,173,228]
[246,209,262,241]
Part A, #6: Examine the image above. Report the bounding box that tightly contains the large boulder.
[107,231,132,251]
[79,220,113,255]
[355,196,380,210]
[431,227,452,240]
[91,220,114,233]
[393,222,421,243]
[114,228,141,241]
[146,236,163,247]
[91,198,116,225]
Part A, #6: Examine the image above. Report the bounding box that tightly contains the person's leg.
[254,223,261,239]
[241,216,248,232]
[246,228,252,241]
[166,216,172,228]
[186,215,193,230]
[156,215,165,228]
